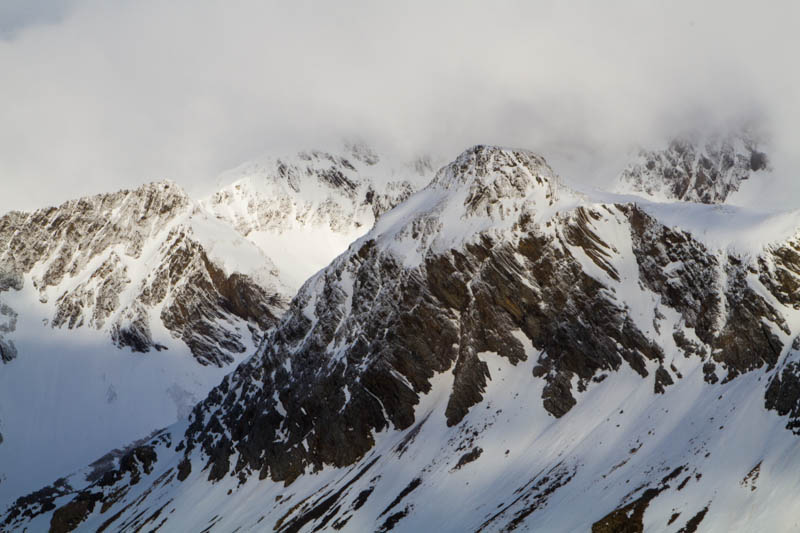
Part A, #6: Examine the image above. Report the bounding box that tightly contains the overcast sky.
[0,0,798,213]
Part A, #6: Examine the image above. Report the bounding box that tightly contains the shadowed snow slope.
[6,145,800,532]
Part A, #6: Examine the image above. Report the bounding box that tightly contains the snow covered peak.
[364,146,578,266]
[0,180,190,279]
[615,131,769,204]
[206,145,436,232]
[202,145,438,289]
[0,147,440,507]
[0,178,286,368]
[431,145,558,192]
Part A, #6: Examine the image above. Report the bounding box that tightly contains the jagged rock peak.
[365,145,575,266]
[9,143,800,532]
[213,143,433,200]
[0,177,285,367]
[217,150,361,196]
[205,145,439,248]
[67,179,188,210]
[0,180,192,276]
[431,145,558,193]
[615,130,769,204]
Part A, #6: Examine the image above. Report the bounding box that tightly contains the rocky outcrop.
[51,253,128,331]
[0,303,18,363]
[0,143,438,367]
[0,182,189,281]
[153,231,282,365]
[616,131,768,203]
[624,206,786,379]
[765,360,800,434]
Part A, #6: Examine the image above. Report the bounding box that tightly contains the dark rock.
[624,205,785,379]
[0,338,17,363]
[703,362,719,384]
[177,458,192,481]
[453,447,483,470]
[765,362,800,433]
[49,492,102,533]
[677,505,710,533]
[591,488,661,533]
[654,366,674,394]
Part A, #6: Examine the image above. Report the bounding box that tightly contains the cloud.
[0,0,798,213]
[0,0,80,39]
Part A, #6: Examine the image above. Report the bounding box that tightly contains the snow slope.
[0,287,255,507]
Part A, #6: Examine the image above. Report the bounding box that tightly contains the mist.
[0,0,798,213]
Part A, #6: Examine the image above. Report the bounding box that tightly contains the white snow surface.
[590,189,800,258]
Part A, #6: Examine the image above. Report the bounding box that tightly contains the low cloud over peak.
[1,0,798,213]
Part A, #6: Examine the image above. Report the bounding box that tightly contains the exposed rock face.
[0,182,189,282]
[0,303,18,363]
[766,360,800,434]
[153,233,282,365]
[624,206,787,378]
[184,146,664,484]
[616,132,768,203]
[5,144,800,533]
[0,181,284,366]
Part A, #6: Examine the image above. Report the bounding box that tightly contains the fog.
[0,0,798,213]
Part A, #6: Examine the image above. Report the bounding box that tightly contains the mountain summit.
[615,131,769,204]
[0,180,283,367]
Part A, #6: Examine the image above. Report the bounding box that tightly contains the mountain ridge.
[6,143,800,532]
[614,131,769,204]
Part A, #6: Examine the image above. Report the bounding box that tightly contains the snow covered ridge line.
[0,180,284,367]
[200,144,438,290]
[7,145,800,532]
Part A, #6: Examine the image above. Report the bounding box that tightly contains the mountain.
[202,143,436,289]
[6,144,800,532]
[0,180,285,366]
[615,131,769,204]
[0,145,436,508]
